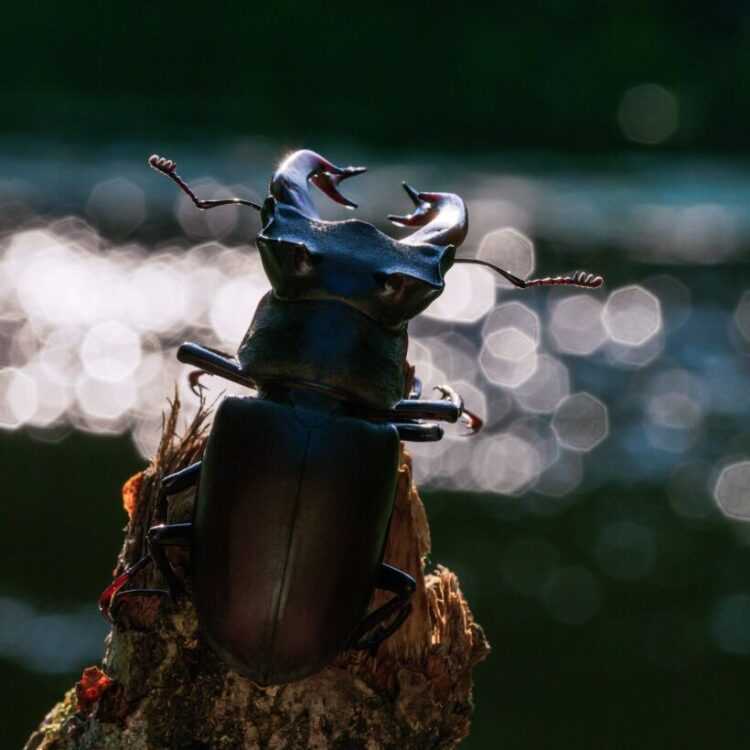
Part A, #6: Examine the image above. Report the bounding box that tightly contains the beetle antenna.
[148,154,262,211]
[453,258,604,289]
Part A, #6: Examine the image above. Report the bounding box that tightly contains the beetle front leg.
[100,463,202,620]
[98,554,152,622]
[177,342,258,392]
[349,563,416,656]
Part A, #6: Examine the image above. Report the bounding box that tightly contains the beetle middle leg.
[433,384,483,435]
[158,459,202,518]
[388,384,483,434]
[349,563,416,656]
[146,522,194,600]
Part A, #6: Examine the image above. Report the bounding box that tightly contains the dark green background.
[1,2,748,152]
[3,2,750,748]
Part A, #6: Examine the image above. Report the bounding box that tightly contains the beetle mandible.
[99,149,604,686]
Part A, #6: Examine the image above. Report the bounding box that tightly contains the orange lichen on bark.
[75,667,113,715]
[121,471,145,519]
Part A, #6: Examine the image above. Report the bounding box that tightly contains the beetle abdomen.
[192,396,400,685]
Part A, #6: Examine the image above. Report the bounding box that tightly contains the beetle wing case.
[192,396,400,685]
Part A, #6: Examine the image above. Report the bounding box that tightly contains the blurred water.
[1,138,748,511]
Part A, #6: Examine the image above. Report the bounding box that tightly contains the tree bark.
[25,396,490,750]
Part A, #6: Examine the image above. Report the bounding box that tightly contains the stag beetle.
[99,149,603,685]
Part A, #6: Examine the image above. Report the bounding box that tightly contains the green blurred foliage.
[1,1,749,151]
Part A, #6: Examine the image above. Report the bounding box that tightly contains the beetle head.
[259,151,470,329]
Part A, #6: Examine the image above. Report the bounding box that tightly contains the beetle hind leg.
[98,554,153,622]
[349,563,416,656]
[394,422,444,442]
[99,522,194,622]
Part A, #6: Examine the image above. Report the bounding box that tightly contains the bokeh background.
[3,3,750,748]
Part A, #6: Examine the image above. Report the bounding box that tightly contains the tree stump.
[25,397,490,750]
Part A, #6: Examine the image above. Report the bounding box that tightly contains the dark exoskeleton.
[100,149,603,686]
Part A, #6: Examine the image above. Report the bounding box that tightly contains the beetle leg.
[349,563,416,656]
[389,383,477,426]
[394,422,444,442]
[459,409,484,436]
[99,523,194,621]
[158,460,202,518]
[434,384,484,436]
[98,555,151,622]
[387,384,483,435]
[188,370,208,397]
[162,461,202,493]
[433,384,463,410]
[390,399,460,423]
[177,342,257,392]
[147,522,194,601]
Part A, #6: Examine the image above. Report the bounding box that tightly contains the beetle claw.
[188,370,208,398]
[434,385,483,436]
[433,384,463,410]
[460,410,484,436]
